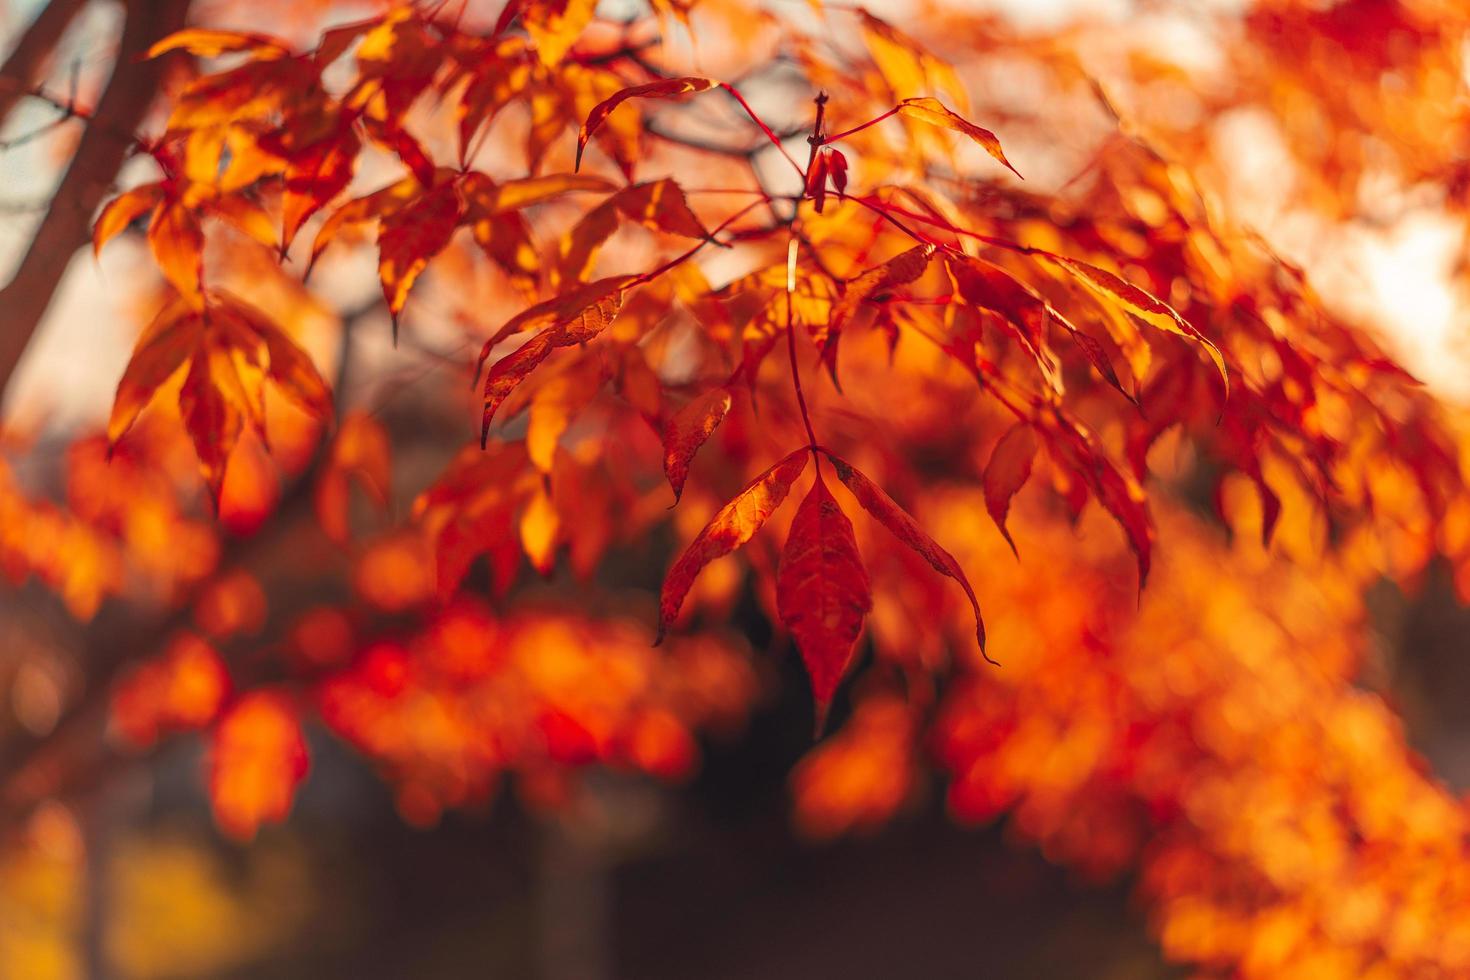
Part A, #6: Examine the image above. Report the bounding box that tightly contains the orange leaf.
[480,281,630,443]
[896,97,1022,179]
[526,357,605,473]
[307,174,422,275]
[983,423,1038,556]
[216,291,333,421]
[830,244,936,338]
[282,120,362,250]
[107,297,202,448]
[520,486,561,574]
[147,28,290,59]
[315,412,391,544]
[522,0,597,67]
[576,76,717,171]
[615,179,709,239]
[93,184,163,257]
[777,475,873,726]
[376,182,467,325]
[1052,256,1228,393]
[179,340,246,506]
[657,448,810,642]
[462,172,614,215]
[823,451,988,658]
[147,202,205,298]
[662,387,732,502]
[945,255,1063,394]
[208,691,309,841]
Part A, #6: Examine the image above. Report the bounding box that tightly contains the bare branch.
[0,0,193,407]
[0,0,89,128]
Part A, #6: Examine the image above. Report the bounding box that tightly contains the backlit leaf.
[576,77,718,171]
[896,97,1022,179]
[481,285,628,443]
[983,423,1038,556]
[657,448,810,642]
[777,475,872,725]
[1052,256,1228,393]
[663,387,733,502]
[93,184,163,256]
[823,451,988,656]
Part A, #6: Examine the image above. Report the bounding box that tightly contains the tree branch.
[0,0,89,128]
[0,0,192,407]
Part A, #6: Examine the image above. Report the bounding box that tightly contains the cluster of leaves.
[1,0,1469,974]
[797,493,1470,976]
[93,0,1298,722]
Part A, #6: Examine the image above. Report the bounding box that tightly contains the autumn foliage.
[4,0,1470,974]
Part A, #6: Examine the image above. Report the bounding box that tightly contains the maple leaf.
[983,423,1039,557]
[315,412,392,545]
[895,97,1022,179]
[1051,256,1228,394]
[557,179,709,285]
[522,0,599,68]
[829,244,936,340]
[778,474,873,729]
[108,292,332,504]
[657,449,810,643]
[480,280,631,444]
[823,451,989,659]
[208,690,309,840]
[663,387,733,502]
[575,77,718,171]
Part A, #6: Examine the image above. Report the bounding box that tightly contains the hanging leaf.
[1051,256,1228,393]
[522,0,598,67]
[480,285,628,444]
[375,182,466,328]
[831,244,935,333]
[657,448,810,642]
[823,450,988,658]
[663,387,733,502]
[576,77,717,171]
[777,474,873,727]
[93,185,164,256]
[896,97,1022,179]
[983,423,1038,556]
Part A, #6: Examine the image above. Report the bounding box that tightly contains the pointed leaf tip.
[658,449,809,640]
[823,450,987,655]
[778,476,872,716]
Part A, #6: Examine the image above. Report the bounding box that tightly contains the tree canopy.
[3,0,1470,975]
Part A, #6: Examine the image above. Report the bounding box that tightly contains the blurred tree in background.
[3,0,1470,976]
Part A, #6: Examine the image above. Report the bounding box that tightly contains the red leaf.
[827,148,849,194]
[94,184,163,257]
[983,423,1038,556]
[805,149,830,213]
[832,244,935,334]
[777,475,873,727]
[178,340,246,508]
[576,77,717,171]
[657,448,810,642]
[896,97,1022,179]
[208,691,309,841]
[148,202,205,298]
[662,387,733,502]
[376,182,467,326]
[107,296,201,448]
[1052,256,1228,394]
[823,451,989,658]
[480,284,627,444]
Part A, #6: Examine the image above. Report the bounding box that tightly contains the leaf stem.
[821,105,899,145]
[718,82,804,177]
[786,236,820,456]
